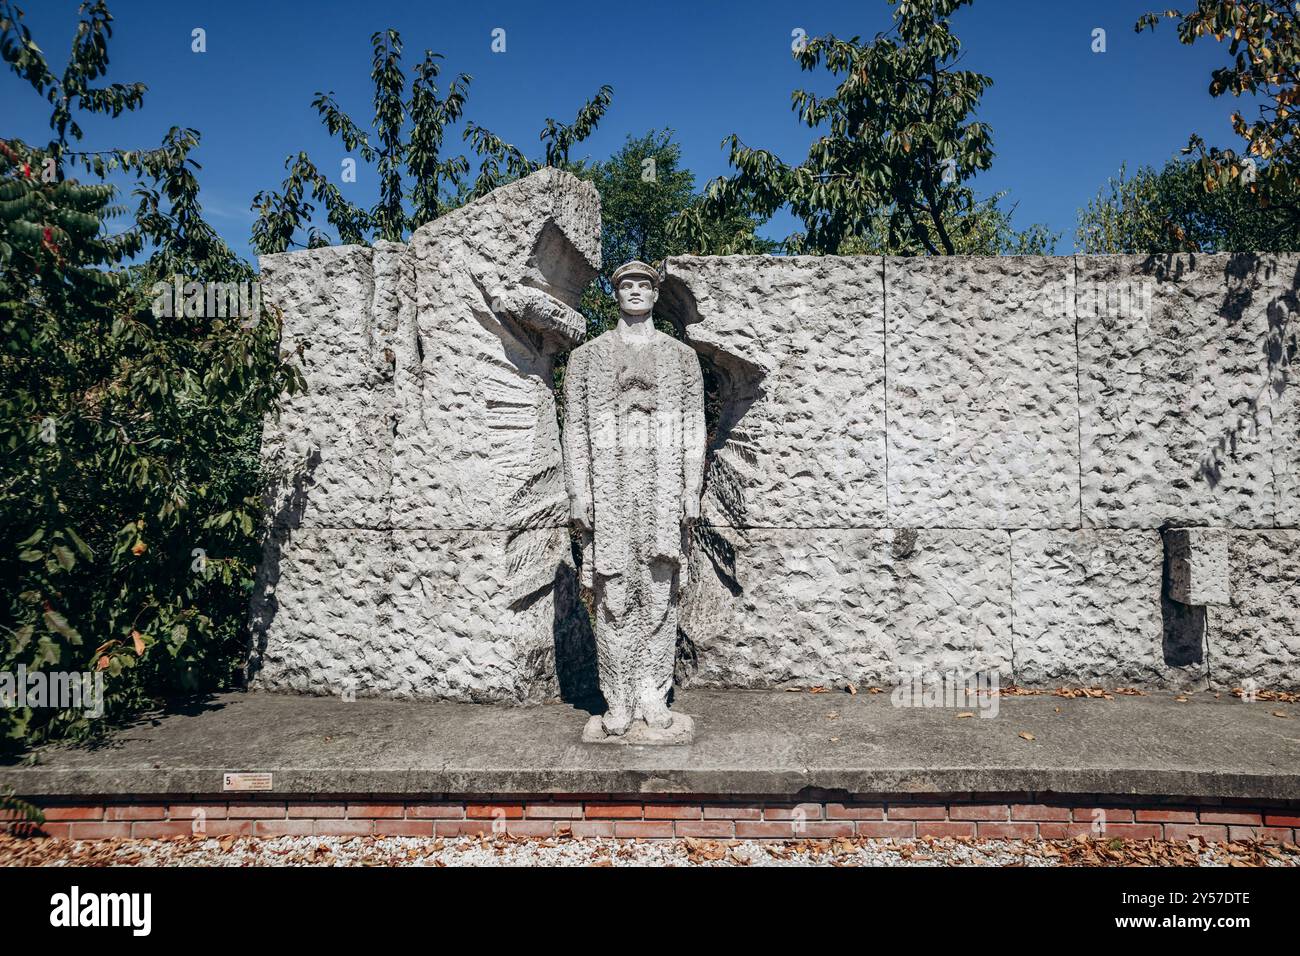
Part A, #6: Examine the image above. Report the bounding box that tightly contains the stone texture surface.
[259,243,395,394]
[1277,383,1299,527]
[1078,253,1296,529]
[885,256,1079,528]
[1165,527,1231,606]
[259,389,394,530]
[1011,530,1206,688]
[250,169,601,702]
[249,528,390,698]
[249,526,596,703]
[1210,531,1300,689]
[680,529,1012,688]
[393,168,598,532]
[1271,259,1300,527]
[252,215,1300,698]
[6,691,1299,801]
[258,243,397,531]
[660,255,887,529]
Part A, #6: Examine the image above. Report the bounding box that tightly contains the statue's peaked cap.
[610,259,661,288]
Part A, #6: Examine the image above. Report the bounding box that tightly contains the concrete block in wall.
[1164,527,1230,606]
[885,256,1080,528]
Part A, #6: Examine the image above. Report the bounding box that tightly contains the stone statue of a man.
[563,260,705,743]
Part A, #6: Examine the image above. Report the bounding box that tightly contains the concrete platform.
[1,689,1297,800]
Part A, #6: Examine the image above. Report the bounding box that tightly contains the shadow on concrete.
[244,447,320,687]
[1138,253,1298,493]
[551,561,602,714]
[658,273,767,600]
[1159,525,1207,672]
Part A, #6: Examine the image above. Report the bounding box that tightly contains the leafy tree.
[1138,1,1300,226]
[1078,158,1300,252]
[688,0,1048,255]
[577,130,775,336]
[251,29,614,253]
[838,191,1056,255]
[463,85,614,201]
[0,2,303,751]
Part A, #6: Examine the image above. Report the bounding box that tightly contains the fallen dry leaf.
[1018,731,1036,741]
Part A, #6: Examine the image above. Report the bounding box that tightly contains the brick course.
[6,793,1297,843]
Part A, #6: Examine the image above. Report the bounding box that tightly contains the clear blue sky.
[6,0,1239,261]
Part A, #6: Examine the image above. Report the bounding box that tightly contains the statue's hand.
[682,495,700,524]
[572,494,594,531]
[490,285,584,349]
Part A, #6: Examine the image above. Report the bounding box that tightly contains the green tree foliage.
[251,28,614,253]
[687,0,1052,255]
[252,29,470,252]
[839,191,1057,255]
[577,130,775,337]
[0,785,43,834]
[1078,158,1300,252]
[0,2,304,752]
[1138,1,1300,226]
[463,84,614,201]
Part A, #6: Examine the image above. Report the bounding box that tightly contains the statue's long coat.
[563,331,706,589]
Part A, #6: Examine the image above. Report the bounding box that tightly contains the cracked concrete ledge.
[2,690,1297,801]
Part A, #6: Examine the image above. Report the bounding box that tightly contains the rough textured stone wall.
[249,168,1298,699]
[249,169,600,702]
[662,253,1299,691]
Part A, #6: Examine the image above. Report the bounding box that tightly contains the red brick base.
[6,792,1298,842]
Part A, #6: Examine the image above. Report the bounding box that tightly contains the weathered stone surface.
[260,388,393,530]
[681,528,1012,688]
[259,244,390,393]
[248,528,390,698]
[13,690,1298,801]
[660,255,887,529]
[1078,254,1295,529]
[1011,530,1206,687]
[682,529,888,688]
[385,530,593,703]
[1210,531,1300,689]
[1165,527,1231,606]
[393,168,599,531]
[1277,381,1299,527]
[888,529,1013,679]
[250,528,596,703]
[251,169,602,701]
[1273,266,1300,525]
[582,712,695,745]
[257,241,402,531]
[886,257,1079,528]
[253,226,1300,699]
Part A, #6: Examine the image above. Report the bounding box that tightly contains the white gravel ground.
[4,834,1297,867]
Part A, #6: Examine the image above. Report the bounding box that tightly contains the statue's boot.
[601,706,633,736]
[638,695,673,729]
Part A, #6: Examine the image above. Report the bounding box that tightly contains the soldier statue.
[563,260,705,743]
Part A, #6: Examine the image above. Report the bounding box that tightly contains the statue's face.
[616,276,657,317]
